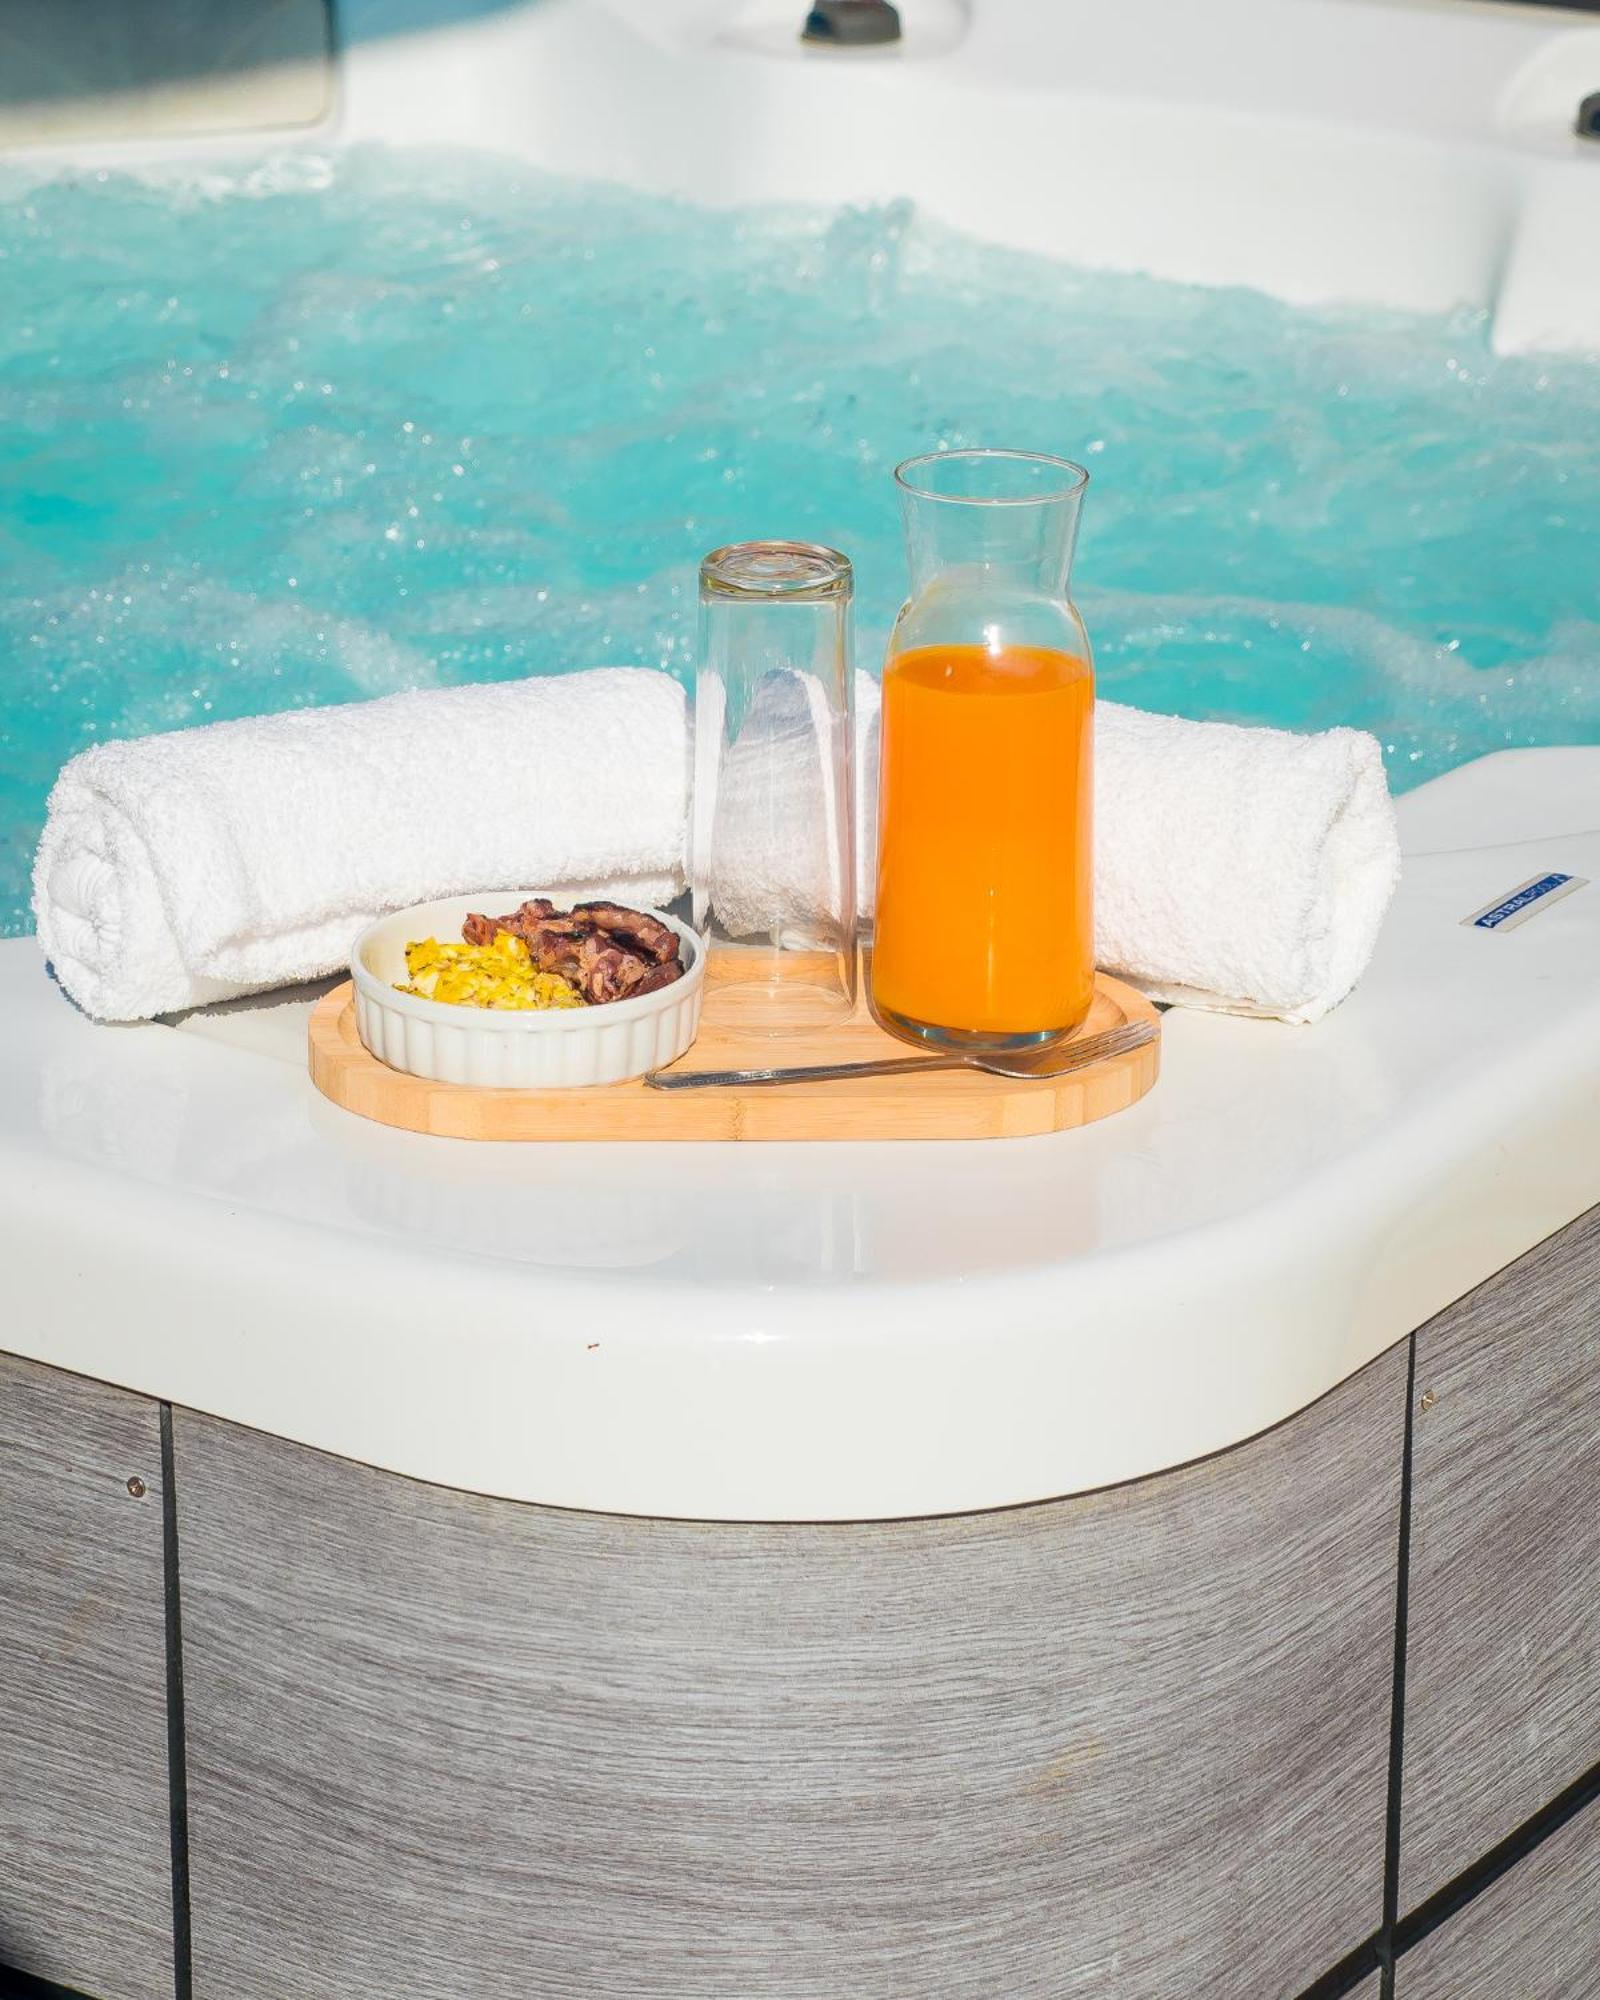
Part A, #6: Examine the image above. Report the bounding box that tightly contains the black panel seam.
[1376,1334,1418,1998]
[1395,1758,1600,1960]
[159,1405,193,2000]
[1296,1930,1383,1998]
[0,1967,99,1999]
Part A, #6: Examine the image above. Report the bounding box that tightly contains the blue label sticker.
[1463,873,1589,933]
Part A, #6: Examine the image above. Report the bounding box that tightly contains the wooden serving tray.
[308,963,1159,1143]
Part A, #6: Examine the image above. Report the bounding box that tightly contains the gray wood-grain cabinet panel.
[0,1353,173,2000]
[1398,1799,1600,1999]
[1402,1203,1600,1911]
[175,1343,1406,2000]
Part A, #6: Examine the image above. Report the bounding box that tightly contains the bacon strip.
[459,898,684,1006]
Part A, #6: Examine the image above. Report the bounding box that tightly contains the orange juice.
[872,643,1094,1039]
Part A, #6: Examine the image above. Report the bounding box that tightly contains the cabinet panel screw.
[126,1476,147,1498]
[1418,1390,1436,1414]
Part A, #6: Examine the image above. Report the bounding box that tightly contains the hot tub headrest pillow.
[33,666,1399,1025]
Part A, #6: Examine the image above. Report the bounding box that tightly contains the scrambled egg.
[398,933,585,1010]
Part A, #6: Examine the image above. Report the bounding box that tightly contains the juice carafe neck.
[904,482,1081,601]
[894,449,1090,659]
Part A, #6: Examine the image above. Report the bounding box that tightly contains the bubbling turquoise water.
[3,147,1598,935]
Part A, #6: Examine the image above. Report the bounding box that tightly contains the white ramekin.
[350,893,704,1089]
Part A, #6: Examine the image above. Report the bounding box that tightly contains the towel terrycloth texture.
[35,667,1398,1026]
[34,670,687,1021]
[1089,703,1400,1022]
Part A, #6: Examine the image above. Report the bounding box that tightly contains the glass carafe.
[871,449,1094,1052]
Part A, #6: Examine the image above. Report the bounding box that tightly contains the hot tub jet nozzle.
[802,0,902,47]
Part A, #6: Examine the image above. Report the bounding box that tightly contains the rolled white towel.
[1090,703,1400,1023]
[35,665,1398,1028]
[34,669,687,1022]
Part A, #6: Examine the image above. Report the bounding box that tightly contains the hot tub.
[2,5,1598,1999]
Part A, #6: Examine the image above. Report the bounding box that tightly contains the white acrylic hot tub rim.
[350,895,704,1089]
[1,748,1597,1520]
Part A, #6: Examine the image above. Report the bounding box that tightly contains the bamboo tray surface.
[309,958,1160,1143]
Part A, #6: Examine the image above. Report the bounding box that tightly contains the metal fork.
[644,1019,1157,1090]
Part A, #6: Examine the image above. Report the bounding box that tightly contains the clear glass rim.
[894,448,1090,507]
[700,539,853,601]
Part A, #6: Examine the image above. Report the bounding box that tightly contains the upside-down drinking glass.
[691,540,858,1033]
[872,449,1095,1052]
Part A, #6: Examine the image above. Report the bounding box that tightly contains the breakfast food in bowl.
[350,892,704,1090]
[395,899,686,1012]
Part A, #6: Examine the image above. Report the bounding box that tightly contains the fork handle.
[645,1052,965,1090]
[643,1025,1143,1091]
